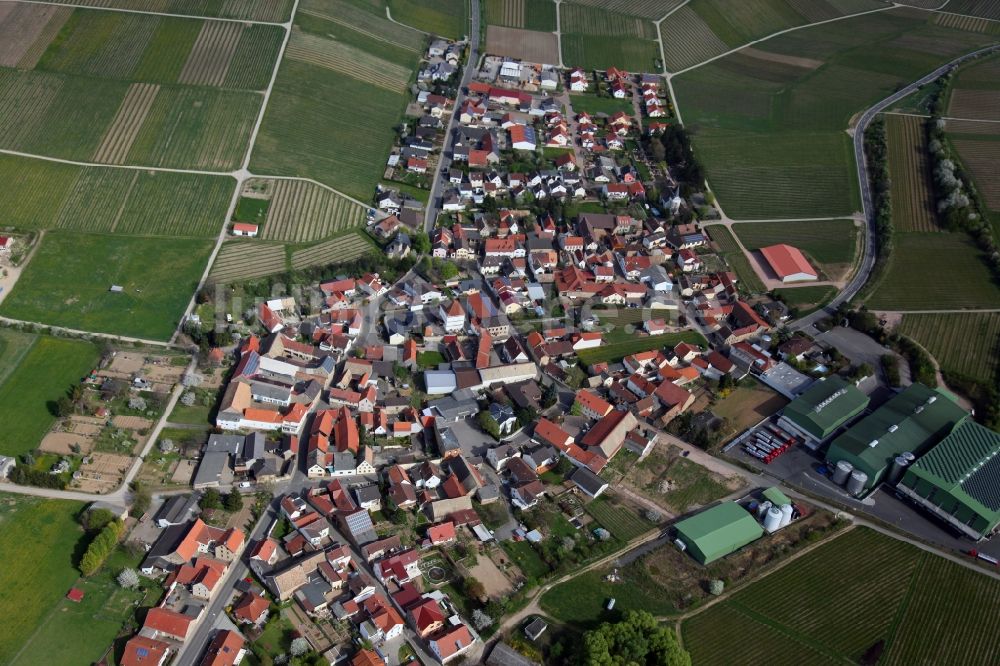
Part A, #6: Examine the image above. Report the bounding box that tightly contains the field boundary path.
[170,0,301,344]
[0,0,289,25]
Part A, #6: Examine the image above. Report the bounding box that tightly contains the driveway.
[815,325,909,389]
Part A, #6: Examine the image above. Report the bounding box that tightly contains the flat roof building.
[825,383,968,492]
[898,421,1000,541]
[778,376,869,447]
[674,502,763,565]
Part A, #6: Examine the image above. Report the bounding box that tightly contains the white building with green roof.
[898,421,1000,541]
[778,376,869,448]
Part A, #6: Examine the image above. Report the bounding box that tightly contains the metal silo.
[846,469,868,497]
[779,503,794,528]
[832,460,853,485]
[888,455,910,485]
[763,506,783,532]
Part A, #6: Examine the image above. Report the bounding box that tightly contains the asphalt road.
[791,43,1000,332]
[423,0,481,234]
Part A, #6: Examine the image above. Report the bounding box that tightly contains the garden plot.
[0,3,70,68]
[285,30,411,93]
[485,26,560,64]
[39,416,104,455]
[179,21,242,87]
[210,241,287,282]
[74,452,132,493]
[263,179,366,243]
[291,232,373,270]
[92,83,160,164]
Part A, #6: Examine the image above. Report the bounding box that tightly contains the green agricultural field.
[260,179,367,243]
[41,0,294,22]
[10,545,161,666]
[0,336,97,458]
[35,10,282,90]
[682,527,1000,665]
[705,226,766,294]
[584,496,653,541]
[121,86,261,170]
[210,241,289,283]
[897,312,1000,384]
[886,113,938,232]
[0,155,233,237]
[290,230,377,270]
[866,232,1000,310]
[774,285,838,314]
[577,331,708,365]
[0,329,39,387]
[0,495,86,665]
[485,0,557,31]
[389,0,468,39]
[234,197,271,224]
[540,568,676,628]
[732,219,859,276]
[560,3,661,71]
[567,93,635,116]
[672,8,998,219]
[251,5,419,200]
[0,232,214,340]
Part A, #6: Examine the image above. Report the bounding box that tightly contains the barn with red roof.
[758,244,817,283]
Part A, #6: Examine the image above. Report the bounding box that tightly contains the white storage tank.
[763,506,783,532]
[846,469,868,497]
[779,503,794,528]
[757,500,772,519]
[832,460,853,486]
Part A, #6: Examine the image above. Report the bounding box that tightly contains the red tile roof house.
[233,591,270,626]
[120,635,172,666]
[423,521,457,548]
[428,623,476,663]
[140,607,195,643]
[199,629,246,666]
[408,598,446,637]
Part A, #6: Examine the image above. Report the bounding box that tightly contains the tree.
[180,391,196,407]
[411,231,431,255]
[56,396,74,417]
[117,568,140,589]
[224,490,244,512]
[472,608,493,630]
[438,261,459,280]
[84,508,116,532]
[582,610,691,666]
[128,396,146,411]
[201,488,222,510]
[709,579,724,596]
[131,481,151,517]
[464,577,486,601]
[159,438,175,453]
[290,637,310,657]
[476,411,500,441]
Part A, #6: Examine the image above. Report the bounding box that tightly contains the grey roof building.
[155,494,201,528]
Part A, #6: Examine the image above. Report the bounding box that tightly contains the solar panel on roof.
[137,648,149,658]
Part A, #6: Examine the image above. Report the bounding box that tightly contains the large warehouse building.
[825,383,968,492]
[778,376,869,448]
[674,502,764,564]
[759,244,818,283]
[897,421,1000,541]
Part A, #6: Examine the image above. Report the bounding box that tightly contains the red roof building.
[121,635,171,666]
[199,630,246,666]
[759,244,817,282]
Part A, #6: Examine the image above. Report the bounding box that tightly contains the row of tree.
[80,518,124,576]
[862,116,893,300]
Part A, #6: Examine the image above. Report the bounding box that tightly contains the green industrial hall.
[674,502,764,564]
[825,383,968,491]
[897,421,1000,541]
[778,375,869,447]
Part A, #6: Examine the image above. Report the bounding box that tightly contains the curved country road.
[792,43,1000,332]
